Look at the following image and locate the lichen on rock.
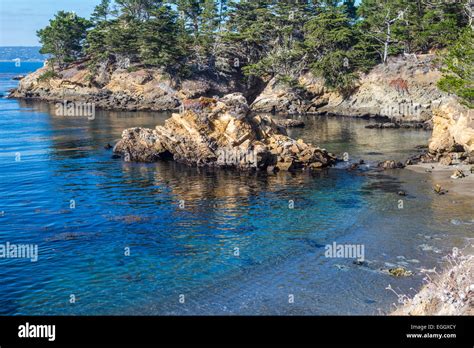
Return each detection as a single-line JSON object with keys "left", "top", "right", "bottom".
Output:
{"left": 114, "top": 93, "right": 336, "bottom": 171}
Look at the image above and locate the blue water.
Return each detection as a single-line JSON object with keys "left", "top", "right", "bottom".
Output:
{"left": 0, "top": 62, "right": 472, "bottom": 315}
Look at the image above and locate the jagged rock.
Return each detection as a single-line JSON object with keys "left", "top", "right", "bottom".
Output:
{"left": 250, "top": 75, "right": 322, "bottom": 115}
{"left": 113, "top": 127, "right": 166, "bottom": 162}
{"left": 319, "top": 55, "right": 447, "bottom": 122}
{"left": 365, "top": 122, "right": 431, "bottom": 130}
{"left": 114, "top": 93, "right": 336, "bottom": 171}
{"left": 8, "top": 60, "right": 249, "bottom": 112}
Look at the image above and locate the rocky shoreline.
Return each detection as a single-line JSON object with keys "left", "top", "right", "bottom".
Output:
{"left": 9, "top": 54, "right": 474, "bottom": 173}
{"left": 9, "top": 54, "right": 474, "bottom": 177}
{"left": 9, "top": 54, "right": 474, "bottom": 168}
{"left": 5, "top": 55, "right": 455, "bottom": 118}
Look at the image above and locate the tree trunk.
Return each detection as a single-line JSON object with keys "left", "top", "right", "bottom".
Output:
{"left": 383, "top": 22, "right": 391, "bottom": 64}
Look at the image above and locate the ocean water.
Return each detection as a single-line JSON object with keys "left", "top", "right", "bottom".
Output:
{"left": 0, "top": 62, "right": 472, "bottom": 315}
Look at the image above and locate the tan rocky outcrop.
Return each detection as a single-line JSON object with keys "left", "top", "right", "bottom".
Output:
{"left": 251, "top": 73, "right": 328, "bottom": 115}
{"left": 9, "top": 60, "right": 248, "bottom": 111}
{"left": 252, "top": 55, "right": 448, "bottom": 123}
{"left": 114, "top": 93, "right": 336, "bottom": 170}
{"left": 429, "top": 98, "right": 474, "bottom": 160}
{"left": 318, "top": 55, "right": 446, "bottom": 122}
{"left": 9, "top": 54, "right": 451, "bottom": 123}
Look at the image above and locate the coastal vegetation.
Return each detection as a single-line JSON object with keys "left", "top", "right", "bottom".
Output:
{"left": 36, "top": 0, "right": 472, "bottom": 98}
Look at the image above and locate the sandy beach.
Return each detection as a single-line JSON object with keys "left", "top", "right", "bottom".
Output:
{"left": 407, "top": 163, "right": 474, "bottom": 198}
{"left": 392, "top": 163, "right": 474, "bottom": 315}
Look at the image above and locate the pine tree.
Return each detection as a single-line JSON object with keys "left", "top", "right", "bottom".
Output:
{"left": 357, "top": 0, "right": 408, "bottom": 64}
{"left": 438, "top": 27, "right": 474, "bottom": 108}
{"left": 411, "top": 0, "right": 468, "bottom": 52}
{"left": 223, "top": 0, "right": 274, "bottom": 74}
{"left": 139, "top": 6, "right": 183, "bottom": 69}
{"left": 114, "top": 0, "right": 163, "bottom": 21}
{"left": 37, "top": 11, "right": 92, "bottom": 68}
{"left": 91, "top": 0, "right": 113, "bottom": 23}
{"left": 305, "top": 4, "right": 360, "bottom": 93}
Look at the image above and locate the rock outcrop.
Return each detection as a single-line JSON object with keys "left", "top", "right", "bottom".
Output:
{"left": 9, "top": 54, "right": 457, "bottom": 122}
{"left": 317, "top": 54, "right": 447, "bottom": 122}
{"left": 253, "top": 55, "right": 448, "bottom": 123}
{"left": 251, "top": 73, "right": 327, "bottom": 115}
{"left": 9, "top": 60, "right": 253, "bottom": 111}
{"left": 428, "top": 98, "right": 474, "bottom": 164}
{"left": 114, "top": 93, "right": 336, "bottom": 171}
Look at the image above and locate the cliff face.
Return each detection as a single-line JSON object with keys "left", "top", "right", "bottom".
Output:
{"left": 320, "top": 55, "right": 445, "bottom": 122}
{"left": 252, "top": 55, "right": 447, "bottom": 123}
{"left": 251, "top": 73, "right": 328, "bottom": 115}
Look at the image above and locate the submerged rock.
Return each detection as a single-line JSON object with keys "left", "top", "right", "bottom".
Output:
{"left": 276, "top": 119, "right": 305, "bottom": 128}
{"left": 114, "top": 93, "right": 336, "bottom": 171}
{"left": 377, "top": 160, "right": 405, "bottom": 169}
{"left": 388, "top": 267, "right": 413, "bottom": 277}
{"left": 365, "top": 122, "right": 431, "bottom": 130}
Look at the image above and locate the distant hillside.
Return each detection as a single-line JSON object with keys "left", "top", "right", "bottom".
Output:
{"left": 0, "top": 47, "right": 48, "bottom": 62}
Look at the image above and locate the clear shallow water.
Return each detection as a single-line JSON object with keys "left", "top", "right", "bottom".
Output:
{"left": 0, "top": 62, "right": 473, "bottom": 315}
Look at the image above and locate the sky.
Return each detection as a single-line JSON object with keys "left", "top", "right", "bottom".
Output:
{"left": 0, "top": 0, "right": 98, "bottom": 46}
{"left": 0, "top": 0, "right": 363, "bottom": 46}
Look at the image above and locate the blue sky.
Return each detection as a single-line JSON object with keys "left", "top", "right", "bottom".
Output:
{"left": 0, "top": 0, "right": 363, "bottom": 46}
{"left": 0, "top": 0, "right": 98, "bottom": 46}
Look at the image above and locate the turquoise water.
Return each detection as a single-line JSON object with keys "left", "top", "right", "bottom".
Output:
{"left": 0, "top": 62, "right": 472, "bottom": 315}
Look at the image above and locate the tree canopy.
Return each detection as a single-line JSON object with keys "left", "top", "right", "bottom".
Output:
{"left": 37, "top": 0, "right": 473, "bottom": 97}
